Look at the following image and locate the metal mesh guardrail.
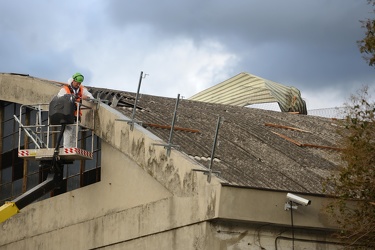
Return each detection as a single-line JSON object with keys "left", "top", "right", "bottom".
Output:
{"left": 249, "top": 103, "right": 346, "bottom": 119}
{"left": 307, "top": 107, "right": 346, "bottom": 119}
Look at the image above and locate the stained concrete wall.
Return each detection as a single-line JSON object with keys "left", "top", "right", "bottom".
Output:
{"left": 210, "top": 220, "right": 343, "bottom": 250}
{"left": 219, "top": 186, "right": 336, "bottom": 229}
{"left": 0, "top": 74, "right": 61, "bottom": 106}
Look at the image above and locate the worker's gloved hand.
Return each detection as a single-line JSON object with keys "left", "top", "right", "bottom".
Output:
{"left": 71, "top": 94, "right": 81, "bottom": 102}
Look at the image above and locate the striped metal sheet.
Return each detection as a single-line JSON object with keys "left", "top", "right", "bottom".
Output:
{"left": 189, "top": 72, "right": 307, "bottom": 114}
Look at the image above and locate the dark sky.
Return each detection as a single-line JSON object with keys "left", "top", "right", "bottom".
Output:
{"left": 1, "top": 0, "right": 374, "bottom": 109}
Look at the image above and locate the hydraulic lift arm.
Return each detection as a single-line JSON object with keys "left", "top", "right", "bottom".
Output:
{"left": 0, "top": 125, "right": 66, "bottom": 224}
{"left": 0, "top": 173, "right": 63, "bottom": 223}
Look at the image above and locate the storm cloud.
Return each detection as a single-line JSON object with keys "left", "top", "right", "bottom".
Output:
{"left": 1, "top": 0, "right": 374, "bottom": 109}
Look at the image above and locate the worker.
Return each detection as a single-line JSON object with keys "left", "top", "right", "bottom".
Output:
{"left": 57, "top": 73, "right": 94, "bottom": 148}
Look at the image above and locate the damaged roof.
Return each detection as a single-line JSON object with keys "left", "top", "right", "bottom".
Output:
{"left": 189, "top": 72, "right": 307, "bottom": 114}
{"left": 90, "top": 87, "right": 342, "bottom": 195}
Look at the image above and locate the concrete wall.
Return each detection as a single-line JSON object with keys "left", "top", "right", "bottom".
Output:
{"left": 210, "top": 220, "right": 344, "bottom": 250}
{"left": 0, "top": 74, "right": 61, "bottom": 106}
{"left": 219, "top": 186, "right": 336, "bottom": 229}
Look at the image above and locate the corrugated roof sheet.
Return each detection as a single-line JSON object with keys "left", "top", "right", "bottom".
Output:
{"left": 89, "top": 87, "right": 341, "bottom": 195}
{"left": 189, "top": 72, "right": 307, "bottom": 114}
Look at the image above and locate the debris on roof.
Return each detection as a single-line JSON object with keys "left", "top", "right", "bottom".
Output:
{"left": 265, "top": 123, "right": 311, "bottom": 133}
{"left": 271, "top": 131, "right": 342, "bottom": 151}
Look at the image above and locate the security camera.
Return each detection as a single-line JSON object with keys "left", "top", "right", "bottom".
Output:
{"left": 286, "top": 193, "right": 311, "bottom": 206}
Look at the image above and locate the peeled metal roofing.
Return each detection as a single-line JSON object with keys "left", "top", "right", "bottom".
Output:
{"left": 189, "top": 72, "right": 307, "bottom": 114}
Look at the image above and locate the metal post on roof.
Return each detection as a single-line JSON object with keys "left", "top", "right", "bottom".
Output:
{"left": 115, "top": 71, "right": 146, "bottom": 130}
{"left": 153, "top": 94, "right": 181, "bottom": 156}
{"left": 168, "top": 93, "right": 180, "bottom": 146}
{"left": 129, "top": 71, "right": 143, "bottom": 130}
{"left": 193, "top": 116, "right": 222, "bottom": 182}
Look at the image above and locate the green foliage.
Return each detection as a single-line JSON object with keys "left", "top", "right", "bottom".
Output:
{"left": 326, "top": 86, "right": 375, "bottom": 248}
{"left": 358, "top": 0, "right": 375, "bottom": 66}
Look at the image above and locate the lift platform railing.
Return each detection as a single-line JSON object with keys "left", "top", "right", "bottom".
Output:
{"left": 16, "top": 101, "right": 95, "bottom": 161}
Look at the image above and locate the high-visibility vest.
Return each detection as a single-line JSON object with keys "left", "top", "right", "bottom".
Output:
{"left": 63, "top": 85, "right": 83, "bottom": 117}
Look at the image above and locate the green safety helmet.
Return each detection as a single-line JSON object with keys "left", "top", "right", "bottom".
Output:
{"left": 72, "top": 73, "right": 84, "bottom": 83}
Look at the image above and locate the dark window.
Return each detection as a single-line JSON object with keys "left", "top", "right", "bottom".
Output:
{"left": 82, "top": 168, "right": 101, "bottom": 187}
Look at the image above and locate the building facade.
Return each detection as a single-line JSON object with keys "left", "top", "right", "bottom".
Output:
{"left": 0, "top": 73, "right": 348, "bottom": 249}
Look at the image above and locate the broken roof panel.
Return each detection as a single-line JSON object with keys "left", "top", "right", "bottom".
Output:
{"left": 189, "top": 72, "right": 307, "bottom": 114}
